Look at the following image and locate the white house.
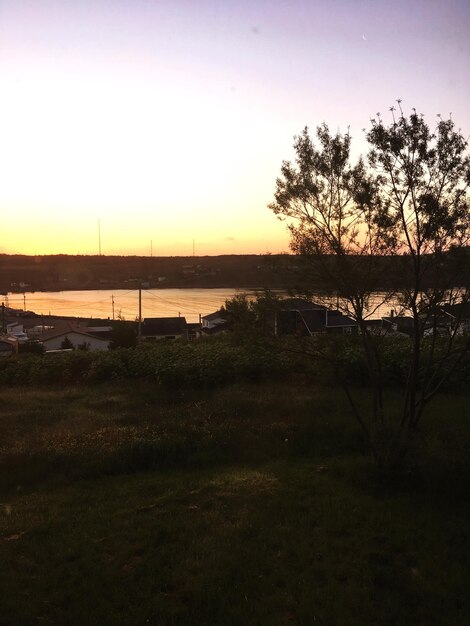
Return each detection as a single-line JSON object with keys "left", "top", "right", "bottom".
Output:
{"left": 40, "top": 324, "right": 110, "bottom": 351}
{"left": 201, "top": 311, "right": 227, "bottom": 333}
{"left": 6, "top": 323, "right": 29, "bottom": 343}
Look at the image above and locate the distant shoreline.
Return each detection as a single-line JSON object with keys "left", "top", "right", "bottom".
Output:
{"left": 0, "top": 253, "right": 295, "bottom": 293}
{"left": 1, "top": 250, "right": 469, "bottom": 294}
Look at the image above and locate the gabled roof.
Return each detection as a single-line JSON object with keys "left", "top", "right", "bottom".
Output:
{"left": 280, "top": 298, "right": 326, "bottom": 312}
{"left": 325, "top": 309, "right": 357, "bottom": 328}
{"left": 442, "top": 302, "right": 470, "bottom": 319}
{"left": 326, "top": 313, "right": 357, "bottom": 328}
{"left": 40, "top": 323, "right": 109, "bottom": 343}
{"left": 364, "top": 319, "right": 384, "bottom": 327}
{"left": 294, "top": 308, "right": 356, "bottom": 332}
{"left": 295, "top": 309, "right": 326, "bottom": 333}
{"left": 142, "top": 317, "right": 187, "bottom": 336}
{"left": 382, "top": 315, "right": 414, "bottom": 327}
{"left": 202, "top": 311, "right": 226, "bottom": 321}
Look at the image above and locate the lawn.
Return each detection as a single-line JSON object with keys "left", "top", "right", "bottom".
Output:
{"left": 1, "top": 382, "right": 469, "bottom": 625}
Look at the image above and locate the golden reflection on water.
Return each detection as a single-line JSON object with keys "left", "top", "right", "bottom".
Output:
{"left": 6, "top": 288, "right": 400, "bottom": 323}
{"left": 5, "top": 288, "right": 256, "bottom": 323}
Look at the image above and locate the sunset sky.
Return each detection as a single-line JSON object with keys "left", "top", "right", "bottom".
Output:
{"left": 1, "top": 0, "right": 469, "bottom": 256}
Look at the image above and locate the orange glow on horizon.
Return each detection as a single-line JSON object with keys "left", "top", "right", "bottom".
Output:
{"left": 1, "top": 210, "right": 291, "bottom": 257}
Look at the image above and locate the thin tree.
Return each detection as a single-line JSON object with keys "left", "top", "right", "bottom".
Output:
{"left": 269, "top": 106, "right": 470, "bottom": 469}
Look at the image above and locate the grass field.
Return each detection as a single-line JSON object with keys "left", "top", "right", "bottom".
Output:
{"left": 1, "top": 381, "right": 469, "bottom": 625}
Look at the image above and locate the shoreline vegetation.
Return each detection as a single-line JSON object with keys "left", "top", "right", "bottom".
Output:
{"left": 2, "top": 250, "right": 469, "bottom": 293}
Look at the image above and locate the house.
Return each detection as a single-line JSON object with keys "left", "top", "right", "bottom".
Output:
{"left": 420, "top": 304, "right": 470, "bottom": 337}
{"left": 325, "top": 309, "right": 359, "bottom": 333}
{"left": 274, "top": 299, "right": 357, "bottom": 336}
{"left": 201, "top": 311, "right": 227, "bottom": 334}
{"left": 0, "top": 336, "right": 18, "bottom": 357}
{"left": 40, "top": 323, "right": 111, "bottom": 351}
{"left": 440, "top": 302, "right": 470, "bottom": 336}
{"left": 141, "top": 317, "right": 188, "bottom": 340}
{"left": 6, "top": 323, "right": 29, "bottom": 344}
{"left": 365, "top": 304, "right": 470, "bottom": 338}
{"left": 381, "top": 315, "right": 414, "bottom": 337}
{"left": 27, "top": 325, "right": 55, "bottom": 339}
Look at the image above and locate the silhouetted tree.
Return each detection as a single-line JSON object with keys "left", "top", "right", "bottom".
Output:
{"left": 222, "top": 295, "right": 256, "bottom": 332}
{"left": 61, "top": 336, "right": 74, "bottom": 350}
{"left": 222, "top": 291, "right": 282, "bottom": 335}
{"left": 269, "top": 105, "right": 470, "bottom": 470}
{"left": 109, "top": 320, "right": 137, "bottom": 349}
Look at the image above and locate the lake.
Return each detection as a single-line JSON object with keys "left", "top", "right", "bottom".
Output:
{"left": 4, "top": 288, "right": 260, "bottom": 323}
{"left": 4, "top": 287, "right": 398, "bottom": 323}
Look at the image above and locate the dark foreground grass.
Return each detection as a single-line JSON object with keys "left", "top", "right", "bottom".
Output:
{"left": 0, "top": 382, "right": 469, "bottom": 625}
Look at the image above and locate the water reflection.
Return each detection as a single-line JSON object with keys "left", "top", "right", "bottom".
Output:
{"left": 5, "top": 288, "right": 257, "bottom": 323}
{"left": 5, "top": 288, "right": 400, "bottom": 322}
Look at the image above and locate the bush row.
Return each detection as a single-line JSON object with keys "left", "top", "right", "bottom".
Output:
{"left": 0, "top": 337, "right": 295, "bottom": 389}
{"left": 304, "top": 335, "right": 470, "bottom": 393}
{"left": 0, "top": 334, "right": 467, "bottom": 393}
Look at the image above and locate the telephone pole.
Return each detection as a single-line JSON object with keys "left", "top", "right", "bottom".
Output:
{"left": 111, "top": 295, "right": 115, "bottom": 320}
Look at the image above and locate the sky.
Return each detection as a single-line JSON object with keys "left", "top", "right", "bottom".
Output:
{"left": 1, "top": 0, "right": 469, "bottom": 256}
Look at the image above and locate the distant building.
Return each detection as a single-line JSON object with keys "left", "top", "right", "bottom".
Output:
{"left": 274, "top": 299, "right": 357, "bottom": 335}
{"left": 201, "top": 311, "right": 227, "bottom": 333}
{"left": 6, "top": 323, "right": 29, "bottom": 343}
{"left": 27, "top": 325, "right": 55, "bottom": 340}
{"left": 0, "top": 335, "right": 19, "bottom": 357}
{"left": 380, "top": 315, "right": 414, "bottom": 337}
{"left": 440, "top": 302, "right": 470, "bottom": 336}
{"left": 141, "top": 317, "right": 188, "bottom": 340}
{"left": 40, "top": 323, "right": 111, "bottom": 351}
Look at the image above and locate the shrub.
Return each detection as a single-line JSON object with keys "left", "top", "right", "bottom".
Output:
{"left": 85, "top": 351, "right": 128, "bottom": 383}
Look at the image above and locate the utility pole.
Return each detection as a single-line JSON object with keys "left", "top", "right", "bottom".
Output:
{"left": 138, "top": 286, "right": 142, "bottom": 339}
{"left": 23, "top": 293, "right": 26, "bottom": 311}
{"left": 111, "top": 295, "right": 115, "bottom": 320}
